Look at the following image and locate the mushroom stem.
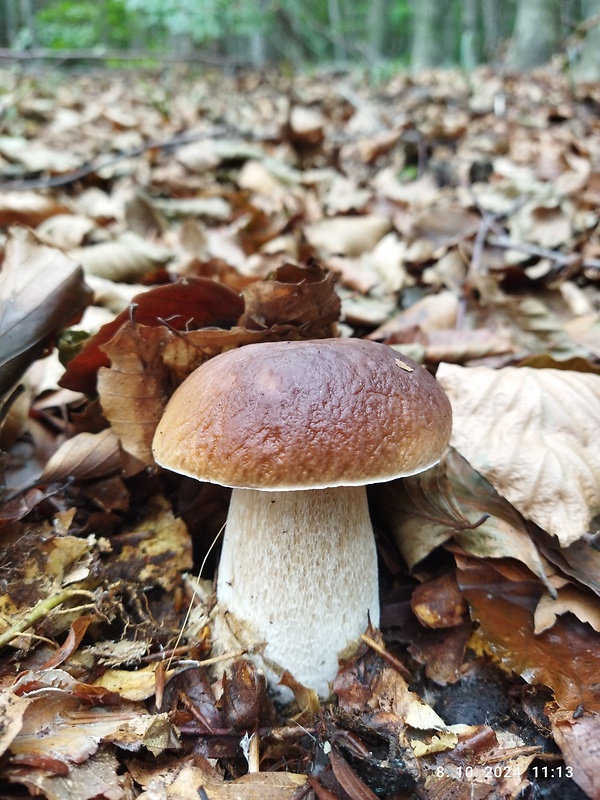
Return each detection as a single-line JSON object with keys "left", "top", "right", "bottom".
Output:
{"left": 216, "top": 485, "right": 380, "bottom": 698}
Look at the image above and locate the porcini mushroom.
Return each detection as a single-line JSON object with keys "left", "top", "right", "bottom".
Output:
{"left": 152, "top": 338, "right": 451, "bottom": 697}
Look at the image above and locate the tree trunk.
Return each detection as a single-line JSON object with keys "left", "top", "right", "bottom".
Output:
{"left": 481, "top": 0, "right": 504, "bottom": 62}
{"left": 570, "top": 0, "right": 600, "bottom": 81}
{"left": 0, "top": 0, "right": 17, "bottom": 47}
{"left": 411, "top": 0, "right": 446, "bottom": 70}
{"left": 367, "top": 0, "right": 388, "bottom": 61}
{"left": 460, "top": 0, "right": 479, "bottom": 70}
{"left": 327, "top": 0, "right": 344, "bottom": 61}
{"left": 506, "top": 0, "right": 561, "bottom": 70}
{"left": 18, "top": 0, "right": 37, "bottom": 48}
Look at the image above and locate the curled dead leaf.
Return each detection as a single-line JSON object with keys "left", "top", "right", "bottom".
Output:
{"left": 0, "top": 225, "right": 93, "bottom": 402}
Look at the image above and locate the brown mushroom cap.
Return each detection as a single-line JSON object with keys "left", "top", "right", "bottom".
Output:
{"left": 152, "top": 338, "right": 452, "bottom": 490}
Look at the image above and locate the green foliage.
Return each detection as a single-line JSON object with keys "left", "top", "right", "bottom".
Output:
{"left": 123, "top": 0, "right": 265, "bottom": 44}
{"left": 36, "top": 0, "right": 134, "bottom": 50}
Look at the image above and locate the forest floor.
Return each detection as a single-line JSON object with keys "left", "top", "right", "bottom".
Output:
{"left": 0, "top": 64, "right": 599, "bottom": 800}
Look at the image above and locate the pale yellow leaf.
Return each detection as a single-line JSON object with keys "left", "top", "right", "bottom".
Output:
{"left": 72, "top": 232, "right": 172, "bottom": 283}
{"left": 304, "top": 214, "right": 391, "bottom": 257}
{"left": 534, "top": 586, "right": 600, "bottom": 634}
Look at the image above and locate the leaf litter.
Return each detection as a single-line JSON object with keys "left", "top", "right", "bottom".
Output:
{"left": 0, "top": 65, "right": 600, "bottom": 799}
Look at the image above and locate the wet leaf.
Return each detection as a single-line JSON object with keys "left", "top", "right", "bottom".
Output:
{"left": 457, "top": 556, "right": 600, "bottom": 712}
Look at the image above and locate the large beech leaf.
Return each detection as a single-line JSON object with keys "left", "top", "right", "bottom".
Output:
{"left": 371, "top": 449, "right": 553, "bottom": 590}
{"left": 437, "top": 364, "right": 600, "bottom": 546}
{"left": 0, "top": 226, "right": 92, "bottom": 400}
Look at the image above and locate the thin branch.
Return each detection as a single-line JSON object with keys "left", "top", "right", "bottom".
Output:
{"left": 0, "top": 47, "right": 249, "bottom": 68}
{"left": 487, "top": 234, "right": 600, "bottom": 272}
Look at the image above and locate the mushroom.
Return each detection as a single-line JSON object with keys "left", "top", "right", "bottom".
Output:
{"left": 152, "top": 338, "right": 452, "bottom": 697}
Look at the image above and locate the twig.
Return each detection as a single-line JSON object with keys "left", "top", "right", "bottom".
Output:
{"left": 487, "top": 234, "right": 600, "bottom": 271}
{"left": 0, "top": 128, "right": 228, "bottom": 191}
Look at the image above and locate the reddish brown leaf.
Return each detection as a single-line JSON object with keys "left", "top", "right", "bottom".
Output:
{"left": 329, "top": 747, "right": 379, "bottom": 800}
{"left": 240, "top": 261, "right": 340, "bottom": 334}
{"left": 40, "top": 616, "right": 95, "bottom": 670}
{"left": 308, "top": 775, "right": 342, "bottom": 800}
{"left": 457, "top": 556, "right": 600, "bottom": 712}
{"left": 60, "top": 276, "right": 244, "bottom": 395}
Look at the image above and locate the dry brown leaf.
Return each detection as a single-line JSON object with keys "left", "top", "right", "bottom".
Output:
{"left": 437, "top": 364, "right": 600, "bottom": 546}
{"left": 36, "top": 214, "right": 96, "bottom": 250}
{"left": 408, "top": 204, "right": 480, "bottom": 249}
{"left": 40, "top": 429, "right": 122, "bottom": 484}
{"left": 289, "top": 105, "right": 325, "bottom": 144}
{"left": 0, "top": 136, "right": 79, "bottom": 173}
{"left": 371, "top": 449, "right": 553, "bottom": 589}
{"left": 0, "top": 192, "right": 71, "bottom": 227}
{"left": 424, "top": 328, "right": 514, "bottom": 363}
{"left": 508, "top": 201, "right": 573, "bottom": 249}
{"left": 7, "top": 748, "right": 124, "bottom": 800}
{"left": 0, "top": 690, "right": 29, "bottom": 757}
{"left": 97, "top": 323, "right": 172, "bottom": 465}
{"left": 550, "top": 710, "right": 600, "bottom": 800}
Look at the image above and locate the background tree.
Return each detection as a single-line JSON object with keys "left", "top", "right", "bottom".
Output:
{"left": 570, "top": 0, "right": 600, "bottom": 80}
{"left": 506, "top": 0, "right": 561, "bottom": 69}
{"left": 410, "top": 0, "right": 448, "bottom": 70}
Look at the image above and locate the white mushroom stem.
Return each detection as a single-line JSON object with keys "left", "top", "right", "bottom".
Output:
{"left": 216, "top": 485, "right": 380, "bottom": 698}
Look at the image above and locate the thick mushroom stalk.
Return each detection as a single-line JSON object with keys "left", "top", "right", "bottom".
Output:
{"left": 217, "top": 486, "right": 379, "bottom": 697}
{"left": 152, "top": 338, "right": 452, "bottom": 698}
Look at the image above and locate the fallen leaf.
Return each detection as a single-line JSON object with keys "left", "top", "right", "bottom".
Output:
{"left": 0, "top": 690, "right": 29, "bottom": 757}
{"left": 37, "top": 213, "right": 96, "bottom": 250}
{"left": 0, "top": 225, "right": 92, "bottom": 401}
{"left": 371, "top": 449, "right": 553, "bottom": 589}
{"left": 457, "top": 556, "right": 600, "bottom": 712}
{"left": 0, "top": 192, "right": 71, "bottom": 227}
{"left": 6, "top": 748, "right": 124, "bottom": 800}
{"left": 40, "top": 428, "right": 123, "bottom": 483}
{"left": 550, "top": 709, "right": 600, "bottom": 800}
{"left": 97, "top": 323, "right": 171, "bottom": 465}
{"left": 534, "top": 586, "right": 600, "bottom": 634}
{"left": 72, "top": 232, "right": 173, "bottom": 282}
{"left": 304, "top": 215, "right": 391, "bottom": 257}
{"left": 437, "top": 364, "right": 600, "bottom": 546}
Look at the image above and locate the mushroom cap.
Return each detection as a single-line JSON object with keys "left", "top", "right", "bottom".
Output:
{"left": 152, "top": 338, "right": 452, "bottom": 490}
